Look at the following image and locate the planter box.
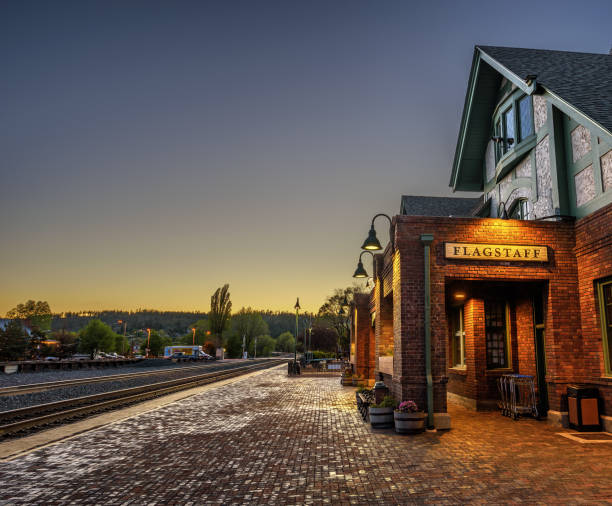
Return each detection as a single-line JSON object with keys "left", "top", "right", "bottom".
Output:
{"left": 341, "top": 377, "right": 353, "bottom": 386}
{"left": 394, "top": 411, "right": 426, "bottom": 433}
{"left": 369, "top": 406, "right": 394, "bottom": 428}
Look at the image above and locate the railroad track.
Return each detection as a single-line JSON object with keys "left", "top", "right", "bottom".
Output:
{"left": 0, "top": 360, "right": 285, "bottom": 438}
{"left": 0, "top": 361, "right": 246, "bottom": 396}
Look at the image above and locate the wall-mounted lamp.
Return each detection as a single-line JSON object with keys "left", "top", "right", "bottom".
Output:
{"left": 353, "top": 250, "right": 375, "bottom": 278}
{"left": 453, "top": 292, "right": 466, "bottom": 300}
{"left": 361, "top": 213, "right": 394, "bottom": 251}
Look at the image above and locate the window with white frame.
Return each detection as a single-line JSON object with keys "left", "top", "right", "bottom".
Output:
{"left": 451, "top": 306, "right": 465, "bottom": 368}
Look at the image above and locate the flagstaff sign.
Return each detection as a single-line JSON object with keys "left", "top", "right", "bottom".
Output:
{"left": 445, "top": 242, "right": 548, "bottom": 262}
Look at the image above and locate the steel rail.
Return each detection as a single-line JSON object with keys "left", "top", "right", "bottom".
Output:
{"left": 0, "top": 360, "right": 284, "bottom": 436}
{"left": 0, "top": 361, "right": 244, "bottom": 396}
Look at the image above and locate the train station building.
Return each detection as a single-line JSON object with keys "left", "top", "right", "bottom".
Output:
{"left": 350, "top": 46, "right": 612, "bottom": 431}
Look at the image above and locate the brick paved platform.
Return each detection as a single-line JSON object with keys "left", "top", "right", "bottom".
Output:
{"left": 1, "top": 367, "right": 611, "bottom": 504}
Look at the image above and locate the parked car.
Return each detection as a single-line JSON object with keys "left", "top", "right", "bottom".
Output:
{"left": 44, "top": 356, "right": 60, "bottom": 361}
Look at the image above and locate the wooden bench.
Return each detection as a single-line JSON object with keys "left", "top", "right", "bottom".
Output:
{"left": 356, "top": 389, "right": 374, "bottom": 421}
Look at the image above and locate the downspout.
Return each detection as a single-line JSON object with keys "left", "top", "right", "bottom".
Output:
{"left": 420, "top": 234, "right": 434, "bottom": 429}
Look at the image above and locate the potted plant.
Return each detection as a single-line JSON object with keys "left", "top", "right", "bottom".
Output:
{"left": 369, "top": 395, "right": 395, "bottom": 428}
{"left": 394, "top": 400, "right": 426, "bottom": 434}
{"left": 341, "top": 368, "right": 353, "bottom": 386}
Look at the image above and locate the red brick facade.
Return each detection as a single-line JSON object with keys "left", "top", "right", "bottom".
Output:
{"left": 352, "top": 202, "right": 612, "bottom": 429}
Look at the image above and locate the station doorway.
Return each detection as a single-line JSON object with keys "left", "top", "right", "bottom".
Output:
{"left": 445, "top": 280, "right": 548, "bottom": 414}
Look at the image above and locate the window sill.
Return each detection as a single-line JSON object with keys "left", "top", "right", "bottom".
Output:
{"left": 494, "top": 135, "right": 537, "bottom": 183}
{"left": 485, "top": 368, "right": 513, "bottom": 375}
{"left": 449, "top": 367, "right": 467, "bottom": 376}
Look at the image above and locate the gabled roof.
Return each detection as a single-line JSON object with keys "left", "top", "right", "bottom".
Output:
{"left": 450, "top": 46, "right": 612, "bottom": 192}
{"left": 479, "top": 46, "right": 612, "bottom": 133}
{"left": 400, "top": 195, "right": 481, "bottom": 217}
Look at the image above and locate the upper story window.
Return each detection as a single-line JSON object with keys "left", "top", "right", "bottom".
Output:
{"left": 518, "top": 95, "right": 534, "bottom": 142}
{"left": 494, "top": 94, "right": 534, "bottom": 164}
{"left": 502, "top": 107, "right": 515, "bottom": 154}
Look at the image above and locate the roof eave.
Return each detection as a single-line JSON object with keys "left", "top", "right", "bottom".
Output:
{"left": 450, "top": 48, "right": 481, "bottom": 191}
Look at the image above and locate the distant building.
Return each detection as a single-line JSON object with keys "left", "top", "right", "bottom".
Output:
{"left": 351, "top": 46, "right": 612, "bottom": 431}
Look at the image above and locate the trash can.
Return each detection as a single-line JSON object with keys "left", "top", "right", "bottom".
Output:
{"left": 567, "top": 385, "right": 600, "bottom": 431}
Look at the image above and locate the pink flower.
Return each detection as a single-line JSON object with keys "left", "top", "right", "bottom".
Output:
{"left": 397, "top": 400, "right": 418, "bottom": 412}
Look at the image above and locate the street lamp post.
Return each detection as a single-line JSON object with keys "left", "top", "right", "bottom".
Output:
{"left": 292, "top": 298, "right": 301, "bottom": 375}
{"left": 146, "top": 328, "right": 151, "bottom": 358}
{"left": 191, "top": 327, "right": 196, "bottom": 346}
{"left": 117, "top": 320, "right": 127, "bottom": 355}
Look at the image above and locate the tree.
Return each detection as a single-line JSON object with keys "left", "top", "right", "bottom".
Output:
{"left": 141, "top": 330, "right": 171, "bottom": 357}
{"left": 276, "top": 331, "right": 295, "bottom": 353}
{"left": 0, "top": 320, "right": 28, "bottom": 360}
{"left": 224, "top": 332, "right": 243, "bottom": 358}
{"left": 114, "top": 333, "right": 128, "bottom": 355}
{"left": 251, "top": 334, "right": 276, "bottom": 357}
{"left": 79, "top": 319, "right": 115, "bottom": 358}
{"left": 202, "top": 341, "right": 216, "bottom": 355}
{"left": 231, "top": 308, "right": 269, "bottom": 355}
{"left": 318, "top": 285, "right": 365, "bottom": 355}
{"left": 177, "top": 319, "right": 211, "bottom": 345}
{"left": 6, "top": 300, "right": 52, "bottom": 331}
{"left": 208, "top": 284, "right": 232, "bottom": 347}
{"left": 51, "top": 330, "right": 78, "bottom": 358}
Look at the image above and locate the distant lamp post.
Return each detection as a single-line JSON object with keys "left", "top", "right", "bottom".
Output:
{"left": 146, "top": 328, "right": 151, "bottom": 358}
{"left": 290, "top": 298, "right": 301, "bottom": 375}
{"left": 191, "top": 327, "right": 196, "bottom": 346}
{"left": 117, "top": 320, "right": 127, "bottom": 355}
{"left": 361, "top": 213, "right": 394, "bottom": 251}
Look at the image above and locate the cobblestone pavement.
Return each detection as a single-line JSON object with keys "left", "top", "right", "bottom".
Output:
{"left": 1, "top": 367, "right": 611, "bottom": 505}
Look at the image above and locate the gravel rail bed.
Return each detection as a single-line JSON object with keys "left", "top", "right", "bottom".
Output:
{"left": 0, "top": 359, "right": 244, "bottom": 387}
{"left": 0, "top": 361, "right": 269, "bottom": 412}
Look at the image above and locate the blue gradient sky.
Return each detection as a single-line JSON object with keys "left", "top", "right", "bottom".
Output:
{"left": 1, "top": 0, "right": 610, "bottom": 314}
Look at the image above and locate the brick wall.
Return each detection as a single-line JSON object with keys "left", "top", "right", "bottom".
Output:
{"left": 387, "top": 214, "right": 580, "bottom": 416}
{"left": 575, "top": 202, "right": 612, "bottom": 417}
{"left": 353, "top": 293, "right": 375, "bottom": 381}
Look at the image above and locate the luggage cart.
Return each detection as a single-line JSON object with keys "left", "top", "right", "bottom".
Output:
{"left": 498, "top": 374, "right": 538, "bottom": 419}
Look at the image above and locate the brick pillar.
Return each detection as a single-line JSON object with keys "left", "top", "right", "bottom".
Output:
{"left": 353, "top": 293, "right": 374, "bottom": 381}
{"left": 465, "top": 298, "right": 487, "bottom": 407}
{"left": 391, "top": 235, "right": 428, "bottom": 414}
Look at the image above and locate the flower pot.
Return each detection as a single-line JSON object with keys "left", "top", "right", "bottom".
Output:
{"left": 369, "top": 406, "right": 394, "bottom": 428}
{"left": 394, "top": 411, "right": 426, "bottom": 433}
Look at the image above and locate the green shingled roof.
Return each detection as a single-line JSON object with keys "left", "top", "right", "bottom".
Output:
{"left": 450, "top": 46, "right": 612, "bottom": 192}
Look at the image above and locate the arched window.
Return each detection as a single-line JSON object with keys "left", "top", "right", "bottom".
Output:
{"left": 509, "top": 198, "right": 530, "bottom": 220}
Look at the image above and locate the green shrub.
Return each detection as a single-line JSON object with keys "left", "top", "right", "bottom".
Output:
{"left": 372, "top": 395, "right": 396, "bottom": 409}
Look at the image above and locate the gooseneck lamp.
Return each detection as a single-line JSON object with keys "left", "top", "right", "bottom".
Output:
{"left": 361, "top": 213, "right": 394, "bottom": 251}
{"left": 353, "top": 250, "right": 375, "bottom": 278}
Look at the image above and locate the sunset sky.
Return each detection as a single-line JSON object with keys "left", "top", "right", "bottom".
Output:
{"left": 1, "top": 0, "right": 610, "bottom": 314}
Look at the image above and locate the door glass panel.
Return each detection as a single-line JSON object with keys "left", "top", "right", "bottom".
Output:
{"left": 485, "top": 301, "right": 508, "bottom": 368}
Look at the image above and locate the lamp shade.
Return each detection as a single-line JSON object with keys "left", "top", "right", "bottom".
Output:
{"left": 361, "top": 226, "right": 382, "bottom": 250}
{"left": 353, "top": 261, "right": 368, "bottom": 278}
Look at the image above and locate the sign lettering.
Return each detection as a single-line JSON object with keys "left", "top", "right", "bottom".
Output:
{"left": 445, "top": 242, "right": 548, "bottom": 262}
